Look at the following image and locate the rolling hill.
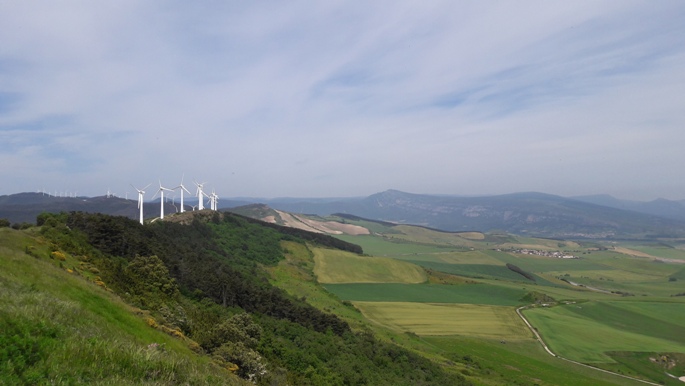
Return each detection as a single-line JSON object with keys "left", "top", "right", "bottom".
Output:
{"left": 4, "top": 190, "right": 685, "bottom": 238}
{"left": 232, "top": 190, "right": 685, "bottom": 239}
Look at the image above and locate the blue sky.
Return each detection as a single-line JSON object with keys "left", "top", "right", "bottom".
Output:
{"left": 1, "top": 1, "right": 684, "bottom": 200}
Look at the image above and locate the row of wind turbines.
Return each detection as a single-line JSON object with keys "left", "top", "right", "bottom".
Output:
{"left": 131, "top": 176, "right": 219, "bottom": 225}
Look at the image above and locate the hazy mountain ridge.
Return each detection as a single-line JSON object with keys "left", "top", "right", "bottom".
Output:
{"left": 4, "top": 190, "right": 685, "bottom": 238}
{"left": 572, "top": 194, "right": 685, "bottom": 222}
{"left": 0, "top": 193, "right": 177, "bottom": 224}
{"left": 252, "top": 190, "right": 685, "bottom": 238}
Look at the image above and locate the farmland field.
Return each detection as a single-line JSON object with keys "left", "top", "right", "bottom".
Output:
{"left": 616, "top": 243, "right": 685, "bottom": 261}
{"left": 424, "top": 336, "right": 648, "bottom": 386}
{"left": 312, "top": 247, "right": 427, "bottom": 283}
{"left": 324, "top": 282, "right": 527, "bottom": 306}
{"left": 391, "top": 250, "right": 504, "bottom": 265}
{"left": 524, "top": 301, "right": 685, "bottom": 363}
{"left": 325, "top": 223, "right": 685, "bottom": 384}
{"left": 334, "top": 234, "right": 461, "bottom": 256}
{"left": 353, "top": 301, "right": 531, "bottom": 338}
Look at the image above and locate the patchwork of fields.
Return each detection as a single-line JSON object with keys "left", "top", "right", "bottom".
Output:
{"left": 317, "top": 223, "right": 685, "bottom": 385}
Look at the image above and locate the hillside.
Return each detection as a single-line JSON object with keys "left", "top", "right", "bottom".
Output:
{"left": 0, "top": 226, "right": 247, "bottom": 385}
{"left": 0, "top": 212, "right": 468, "bottom": 385}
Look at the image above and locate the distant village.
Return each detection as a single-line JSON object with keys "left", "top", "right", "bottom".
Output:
{"left": 499, "top": 248, "right": 580, "bottom": 259}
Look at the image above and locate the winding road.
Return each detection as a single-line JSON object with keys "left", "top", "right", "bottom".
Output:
{"left": 515, "top": 305, "right": 663, "bottom": 386}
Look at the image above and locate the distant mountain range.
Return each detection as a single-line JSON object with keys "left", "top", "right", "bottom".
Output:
{"left": 226, "top": 190, "right": 685, "bottom": 239}
{"left": 3, "top": 190, "right": 685, "bottom": 239}
{"left": 571, "top": 194, "right": 685, "bottom": 222}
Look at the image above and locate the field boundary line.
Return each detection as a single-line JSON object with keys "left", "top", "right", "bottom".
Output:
{"left": 516, "top": 305, "right": 661, "bottom": 386}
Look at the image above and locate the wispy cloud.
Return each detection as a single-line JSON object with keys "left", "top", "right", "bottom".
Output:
{"left": 0, "top": 1, "right": 684, "bottom": 200}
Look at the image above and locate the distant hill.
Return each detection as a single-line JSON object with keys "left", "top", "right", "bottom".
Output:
{"left": 0, "top": 192, "right": 180, "bottom": 224}
{"left": 5, "top": 190, "right": 685, "bottom": 238}
{"left": 238, "top": 190, "right": 685, "bottom": 239}
{"left": 572, "top": 194, "right": 685, "bottom": 222}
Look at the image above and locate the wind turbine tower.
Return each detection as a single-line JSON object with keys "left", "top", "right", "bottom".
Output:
{"left": 131, "top": 183, "right": 151, "bottom": 225}
{"left": 175, "top": 174, "right": 192, "bottom": 213}
{"left": 210, "top": 189, "right": 219, "bottom": 211}
{"left": 153, "top": 181, "right": 174, "bottom": 219}
{"left": 195, "top": 181, "right": 206, "bottom": 210}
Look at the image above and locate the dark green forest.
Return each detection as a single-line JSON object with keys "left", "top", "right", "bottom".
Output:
{"left": 36, "top": 211, "right": 468, "bottom": 385}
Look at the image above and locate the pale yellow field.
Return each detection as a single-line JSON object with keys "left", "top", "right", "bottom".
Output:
{"left": 353, "top": 301, "right": 533, "bottom": 339}
{"left": 312, "top": 248, "right": 427, "bottom": 284}
{"left": 612, "top": 246, "right": 657, "bottom": 259}
{"left": 455, "top": 232, "right": 486, "bottom": 240}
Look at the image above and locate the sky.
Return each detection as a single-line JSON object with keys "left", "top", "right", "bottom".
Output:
{"left": 1, "top": 1, "right": 684, "bottom": 201}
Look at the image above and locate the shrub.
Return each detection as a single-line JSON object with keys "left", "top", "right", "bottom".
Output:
{"left": 51, "top": 251, "right": 67, "bottom": 261}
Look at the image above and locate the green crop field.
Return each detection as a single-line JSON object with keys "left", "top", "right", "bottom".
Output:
{"left": 617, "top": 243, "right": 685, "bottom": 260}
{"left": 312, "top": 247, "right": 427, "bottom": 284}
{"left": 324, "top": 282, "right": 528, "bottom": 306}
{"left": 391, "top": 250, "right": 504, "bottom": 265}
{"left": 334, "top": 234, "right": 458, "bottom": 256}
{"left": 524, "top": 301, "right": 685, "bottom": 363}
{"left": 353, "top": 301, "right": 531, "bottom": 338}
{"left": 424, "top": 336, "right": 647, "bottom": 386}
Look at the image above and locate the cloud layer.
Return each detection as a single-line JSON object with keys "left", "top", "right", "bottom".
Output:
{"left": 1, "top": 1, "right": 684, "bottom": 200}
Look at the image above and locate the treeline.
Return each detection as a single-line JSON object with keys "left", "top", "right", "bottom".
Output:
{"left": 40, "top": 211, "right": 468, "bottom": 385}
{"left": 505, "top": 263, "right": 536, "bottom": 282}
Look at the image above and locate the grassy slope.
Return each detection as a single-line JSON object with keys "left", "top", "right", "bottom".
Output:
{"left": 0, "top": 227, "right": 244, "bottom": 385}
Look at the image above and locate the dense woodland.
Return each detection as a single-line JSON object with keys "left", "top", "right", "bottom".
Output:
{"left": 37, "top": 211, "right": 468, "bottom": 385}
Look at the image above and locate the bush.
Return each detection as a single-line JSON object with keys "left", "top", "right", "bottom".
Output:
{"left": 0, "top": 218, "right": 10, "bottom": 228}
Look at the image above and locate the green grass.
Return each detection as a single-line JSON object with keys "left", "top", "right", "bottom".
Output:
{"left": 312, "top": 247, "right": 427, "bottom": 284}
{"left": 391, "top": 250, "right": 503, "bottom": 265}
{"left": 422, "top": 336, "right": 647, "bottom": 385}
{"left": 324, "top": 283, "right": 528, "bottom": 306}
{"left": 619, "top": 244, "right": 685, "bottom": 260}
{"left": 334, "top": 234, "right": 459, "bottom": 256}
{"left": 604, "top": 351, "right": 685, "bottom": 386}
{"left": 0, "top": 228, "right": 243, "bottom": 385}
{"left": 523, "top": 301, "right": 685, "bottom": 363}
{"left": 353, "top": 302, "right": 531, "bottom": 339}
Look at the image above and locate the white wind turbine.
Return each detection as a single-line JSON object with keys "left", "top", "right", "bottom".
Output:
{"left": 131, "top": 183, "right": 151, "bottom": 225}
{"left": 170, "top": 194, "right": 178, "bottom": 213}
{"left": 195, "top": 181, "right": 206, "bottom": 210}
{"left": 152, "top": 181, "right": 174, "bottom": 219}
{"left": 175, "top": 174, "right": 192, "bottom": 213}
{"left": 209, "top": 189, "right": 219, "bottom": 211}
